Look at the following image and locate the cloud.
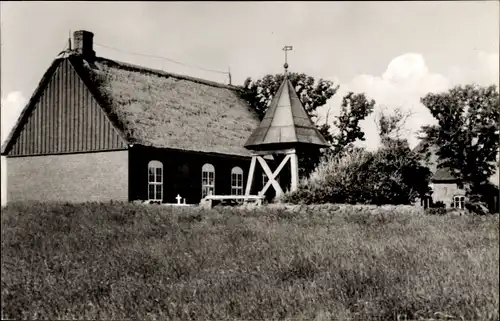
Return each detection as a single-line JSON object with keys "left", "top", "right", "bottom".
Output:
{"left": 320, "top": 51, "right": 499, "bottom": 151}
{"left": 448, "top": 51, "right": 500, "bottom": 87}
{"left": 1, "top": 91, "right": 26, "bottom": 144}
{"left": 1, "top": 91, "right": 26, "bottom": 206}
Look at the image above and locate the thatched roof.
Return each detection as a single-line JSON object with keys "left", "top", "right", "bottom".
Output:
{"left": 70, "top": 54, "right": 260, "bottom": 157}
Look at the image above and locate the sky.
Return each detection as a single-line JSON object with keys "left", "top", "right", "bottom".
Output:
{"left": 1, "top": 1, "right": 499, "bottom": 204}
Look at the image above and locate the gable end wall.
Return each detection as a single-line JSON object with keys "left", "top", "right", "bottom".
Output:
{"left": 432, "top": 182, "right": 466, "bottom": 207}
{"left": 7, "top": 59, "right": 126, "bottom": 157}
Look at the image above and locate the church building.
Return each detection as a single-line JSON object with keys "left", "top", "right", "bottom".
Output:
{"left": 1, "top": 30, "right": 329, "bottom": 205}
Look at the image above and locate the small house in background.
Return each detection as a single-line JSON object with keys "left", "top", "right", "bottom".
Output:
{"left": 414, "top": 142, "right": 499, "bottom": 213}
{"left": 1, "top": 30, "right": 282, "bottom": 205}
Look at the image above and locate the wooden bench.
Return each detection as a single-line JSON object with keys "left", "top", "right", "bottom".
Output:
{"left": 200, "top": 195, "right": 265, "bottom": 209}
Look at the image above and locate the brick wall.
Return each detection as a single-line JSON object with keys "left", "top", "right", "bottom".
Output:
{"left": 6, "top": 151, "right": 128, "bottom": 203}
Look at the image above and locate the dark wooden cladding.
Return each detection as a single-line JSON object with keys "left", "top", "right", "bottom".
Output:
{"left": 9, "top": 59, "right": 126, "bottom": 156}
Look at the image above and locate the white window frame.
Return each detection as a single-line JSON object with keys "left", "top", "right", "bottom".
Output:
{"left": 453, "top": 195, "right": 465, "bottom": 209}
{"left": 231, "top": 167, "right": 244, "bottom": 196}
{"left": 148, "top": 160, "right": 163, "bottom": 202}
{"left": 202, "top": 163, "right": 215, "bottom": 198}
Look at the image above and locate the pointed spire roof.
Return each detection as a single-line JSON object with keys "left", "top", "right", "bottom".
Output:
{"left": 244, "top": 64, "right": 330, "bottom": 151}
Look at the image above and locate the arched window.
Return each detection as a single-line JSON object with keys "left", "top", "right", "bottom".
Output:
{"left": 454, "top": 195, "right": 465, "bottom": 209}
{"left": 231, "top": 167, "right": 244, "bottom": 195}
{"left": 148, "top": 160, "right": 163, "bottom": 202}
{"left": 202, "top": 163, "right": 215, "bottom": 198}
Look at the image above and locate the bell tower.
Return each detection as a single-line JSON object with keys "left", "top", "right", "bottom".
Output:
{"left": 244, "top": 46, "right": 330, "bottom": 198}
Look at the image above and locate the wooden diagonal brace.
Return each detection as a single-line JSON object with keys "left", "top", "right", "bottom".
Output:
{"left": 290, "top": 152, "right": 299, "bottom": 192}
{"left": 245, "top": 156, "right": 257, "bottom": 196}
{"left": 258, "top": 154, "right": 291, "bottom": 197}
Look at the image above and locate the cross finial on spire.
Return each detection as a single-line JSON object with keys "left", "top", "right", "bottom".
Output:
{"left": 283, "top": 45, "right": 293, "bottom": 74}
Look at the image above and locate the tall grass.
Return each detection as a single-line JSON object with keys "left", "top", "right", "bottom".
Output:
{"left": 2, "top": 202, "right": 499, "bottom": 320}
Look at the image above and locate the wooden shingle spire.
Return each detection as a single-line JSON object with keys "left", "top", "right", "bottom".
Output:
{"left": 244, "top": 58, "right": 329, "bottom": 151}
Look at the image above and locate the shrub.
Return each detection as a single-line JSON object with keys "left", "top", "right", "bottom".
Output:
{"left": 465, "top": 194, "right": 490, "bottom": 215}
{"left": 432, "top": 201, "right": 446, "bottom": 208}
{"left": 282, "top": 140, "right": 431, "bottom": 205}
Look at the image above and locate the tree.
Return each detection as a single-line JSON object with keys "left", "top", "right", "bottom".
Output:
{"left": 328, "top": 92, "right": 375, "bottom": 156}
{"left": 375, "top": 106, "right": 414, "bottom": 144}
{"left": 242, "top": 72, "right": 339, "bottom": 121}
{"left": 242, "top": 73, "right": 374, "bottom": 176}
{"left": 364, "top": 139, "right": 432, "bottom": 205}
{"left": 373, "top": 106, "right": 432, "bottom": 202}
{"left": 419, "top": 84, "right": 500, "bottom": 194}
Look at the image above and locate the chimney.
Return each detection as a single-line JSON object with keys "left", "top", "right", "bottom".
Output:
{"left": 73, "top": 30, "right": 95, "bottom": 59}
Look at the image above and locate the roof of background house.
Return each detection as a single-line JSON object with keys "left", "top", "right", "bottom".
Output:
{"left": 414, "top": 140, "right": 499, "bottom": 184}
{"left": 413, "top": 140, "right": 458, "bottom": 181}
{"left": 2, "top": 53, "right": 261, "bottom": 157}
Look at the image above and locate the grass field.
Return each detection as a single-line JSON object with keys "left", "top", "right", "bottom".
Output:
{"left": 1, "top": 202, "right": 499, "bottom": 320}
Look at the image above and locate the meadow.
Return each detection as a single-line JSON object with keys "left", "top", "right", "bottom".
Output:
{"left": 1, "top": 202, "right": 499, "bottom": 320}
